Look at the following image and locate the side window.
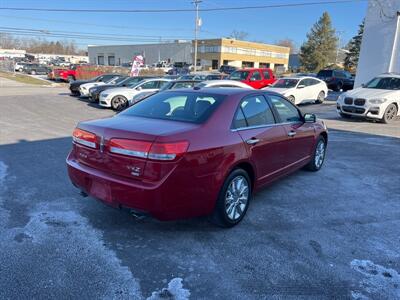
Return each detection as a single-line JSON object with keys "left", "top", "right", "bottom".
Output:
{"left": 238, "top": 95, "right": 275, "bottom": 127}
{"left": 269, "top": 95, "right": 302, "bottom": 123}
{"left": 157, "top": 81, "right": 169, "bottom": 88}
{"left": 334, "top": 71, "right": 345, "bottom": 78}
{"left": 233, "top": 108, "right": 247, "bottom": 128}
{"left": 310, "top": 79, "right": 320, "bottom": 85}
{"left": 263, "top": 71, "right": 270, "bottom": 79}
{"left": 251, "top": 71, "right": 262, "bottom": 81}
{"left": 141, "top": 81, "right": 158, "bottom": 89}
{"left": 298, "top": 79, "right": 308, "bottom": 87}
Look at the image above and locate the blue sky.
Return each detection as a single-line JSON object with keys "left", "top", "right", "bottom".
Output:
{"left": 0, "top": 0, "right": 368, "bottom": 50}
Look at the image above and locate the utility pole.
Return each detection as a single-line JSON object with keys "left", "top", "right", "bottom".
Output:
{"left": 192, "top": 0, "right": 202, "bottom": 73}
{"left": 336, "top": 30, "right": 345, "bottom": 65}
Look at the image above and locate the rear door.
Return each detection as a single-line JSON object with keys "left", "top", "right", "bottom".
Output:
{"left": 267, "top": 94, "right": 315, "bottom": 167}
{"left": 233, "top": 94, "right": 288, "bottom": 184}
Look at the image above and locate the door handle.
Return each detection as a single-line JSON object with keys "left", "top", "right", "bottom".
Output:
{"left": 246, "top": 138, "right": 260, "bottom": 145}
{"left": 288, "top": 131, "right": 297, "bottom": 137}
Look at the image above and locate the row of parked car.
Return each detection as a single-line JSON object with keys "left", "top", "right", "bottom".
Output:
{"left": 69, "top": 68, "right": 331, "bottom": 111}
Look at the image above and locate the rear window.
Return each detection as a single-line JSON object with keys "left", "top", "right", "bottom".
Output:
{"left": 121, "top": 91, "right": 224, "bottom": 123}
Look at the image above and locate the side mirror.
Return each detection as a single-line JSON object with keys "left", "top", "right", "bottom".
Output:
{"left": 304, "top": 113, "right": 316, "bottom": 123}
{"left": 297, "top": 84, "right": 306, "bottom": 89}
{"left": 136, "top": 86, "right": 142, "bottom": 91}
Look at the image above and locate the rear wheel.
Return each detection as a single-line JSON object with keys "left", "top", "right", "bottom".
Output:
{"left": 287, "top": 95, "right": 295, "bottom": 104}
{"left": 67, "top": 75, "right": 75, "bottom": 82}
{"left": 334, "top": 82, "right": 343, "bottom": 92}
{"left": 211, "top": 169, "right": 251, "bottom": 228}
{"left": 316, "top": 91, "right": 325, "bottom": 104}
{"left": 305, "top": 136, "right": 326, "bottom": 171}
{"left": 111, "top": 95, "right": 128, "bottom": 111}
{"left": 382, "top": 103, "right": 398, "bottom": 124}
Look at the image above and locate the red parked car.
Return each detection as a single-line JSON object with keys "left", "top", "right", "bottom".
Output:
{"left": 229, "top": 68, "right": 276, "bottom": 89}
{"left": 67, "top": 89, "right": 328, "bottom": 227}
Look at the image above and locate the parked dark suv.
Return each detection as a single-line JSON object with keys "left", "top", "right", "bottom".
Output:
{"left": 317, "top": 69, "right": 354, "bottom": 91}
{"left": 219, "top": 65, "right": 238, "bottom": 74}
{"left": 23, "top": 64, "right": 51, "bottom": 75}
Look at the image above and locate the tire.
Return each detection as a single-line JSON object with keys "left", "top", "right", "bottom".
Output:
{"left": 111, "top": 95, "right": 128, "bottom": 111}
{"left": 287, "top": 95, "right": 295, "bottom": 104}
{"left": 67, "top": 75, "right": 75, "bottom": 82}
{"left": 305, "top": 136, "right": 327, "bottom": 172}
{"left": 210, "top": 169, "right": 251, "bottom": 228}
{"left": 382, "top": 103, "right": 398, "bottom": 124}
{"left": 339, "top": 112, "right": 352, "bottom": 119}
{"left": 334, "top": 82, "right": 343, "bottom": 92}
{"left": 30, "top": 70, "right": 36, "bottom": 75}
{"left": 316, "top": 91, "right": 325, "bottom": 104}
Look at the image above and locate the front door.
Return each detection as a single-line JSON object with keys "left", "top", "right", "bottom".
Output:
{"left": 268, "top": 94, "right": 315, "bottom": 167}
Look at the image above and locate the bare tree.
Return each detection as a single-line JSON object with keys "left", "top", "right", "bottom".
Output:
{"left": 276, "top": 38, "right": 297, "bottom": 54}
{"left": 229, "top": 30, "right": 249, "bottom": 41}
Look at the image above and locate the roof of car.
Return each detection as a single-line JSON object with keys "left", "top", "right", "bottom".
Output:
{"left": 163, "top": 87, "right": 266, "bottom": 97}
{"left": 378, "top": 73, "right": 400, "bottom": 78}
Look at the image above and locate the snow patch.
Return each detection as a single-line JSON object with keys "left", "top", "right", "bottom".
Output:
{"left": 147, "top": 278, "right": 190, "bottom": 300}
{"left": 0, "top": 161, "right": 8, "bottom": 185}
{"left": 351, "top": 259, "right": 400, "bottom": 299}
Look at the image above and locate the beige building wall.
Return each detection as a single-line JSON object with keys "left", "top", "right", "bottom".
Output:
{"left": 193, "top": 38, "right": 290, "bottom": 71}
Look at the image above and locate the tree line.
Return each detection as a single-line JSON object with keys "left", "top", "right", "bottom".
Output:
{"left": 0, "top": 33, "right": 86, "bottom": 56}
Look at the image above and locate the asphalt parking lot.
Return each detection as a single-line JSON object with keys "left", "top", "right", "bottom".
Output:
{"left": 0, "top": 82, "right": 399, "bottom": 299}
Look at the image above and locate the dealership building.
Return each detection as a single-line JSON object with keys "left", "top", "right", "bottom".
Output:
{"left": 88, "top": 38, "right": 290, "bottom": 70}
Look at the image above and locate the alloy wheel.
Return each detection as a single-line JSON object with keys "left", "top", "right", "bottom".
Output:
{"left": 384, "top": 104, "right": 397, "bottom": 122}
{"left": 112, "top": 96, "right": 127, "bottom": 111}
{"left": 314, "top": 140, "right": 326, "bottom": 169}
{"left": 225, "top": 175, "right": 249, "bottom": 221}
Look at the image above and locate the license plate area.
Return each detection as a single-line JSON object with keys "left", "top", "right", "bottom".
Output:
{"left": 90, "top": 179, "right": 112, "bottom": 203}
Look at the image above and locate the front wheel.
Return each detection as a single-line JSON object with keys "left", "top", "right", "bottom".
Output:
{"left": 305, "top": 136, "right": 327, "bottom": 171}
{"left": 382, "top": 103, "right": 397, "bottom": 124}
{"left": 111, "top": 95, "right": 128, "bottom": 111}
{"left": 316, "top": 91, "right": 325, "bottom": 104}
{"left": 211, "top": 169, "right": 251, "bottom": 228}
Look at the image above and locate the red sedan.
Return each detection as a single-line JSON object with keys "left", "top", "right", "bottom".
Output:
{"left": 67, "top": 89, "right": 328, "bottom": 227}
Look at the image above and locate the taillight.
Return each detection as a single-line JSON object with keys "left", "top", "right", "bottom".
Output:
{"left": 148, "top": 141, "right": 189, "bottom": 161}
{"left": 109, "top": 139, "right": 151, "bottom": 158}
{"left": 109, "top": 139, "right": 189, "bottom": 161}
{"left": 72, "top": 128, "right": 97, "bottom": 149}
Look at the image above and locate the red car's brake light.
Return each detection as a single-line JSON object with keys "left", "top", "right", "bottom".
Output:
{"left": 109, "top": 139, "right": 189, "bottom": 161}
{"left": 72, "top": 128, "right": 97, "bottom": 148}
{"left": 148, "top": 141, "right": 189, "bottom": 161}
{"left": 109, "top": 139, "right": 151, "bottom": 158}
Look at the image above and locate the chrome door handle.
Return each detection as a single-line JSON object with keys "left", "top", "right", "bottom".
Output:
{"left": 288, "top": 131, "right": 297, "bottom": 137}
{"left": 246, "top": 138, "right": 260, "bottom": 145}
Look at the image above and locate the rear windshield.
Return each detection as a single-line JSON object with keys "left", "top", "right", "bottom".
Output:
{"left": 317, "top": 70, "right": 333, "bottom": 77}
{"left": 229, "top": 71, "right": 249, "bottom": 81}
{"left": 121, "top": 91, "right": 224, "bottom": 123}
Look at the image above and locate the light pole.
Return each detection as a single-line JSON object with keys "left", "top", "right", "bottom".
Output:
{"left": 336, "top": 30, "right": 345, "bottom": 65}
{"left": 193, "top": 0, "right": 202, "bottom": 72}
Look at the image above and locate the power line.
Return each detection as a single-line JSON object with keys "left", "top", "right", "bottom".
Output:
{"left": 0, "top": 1, "right": 367, "bottom": 13}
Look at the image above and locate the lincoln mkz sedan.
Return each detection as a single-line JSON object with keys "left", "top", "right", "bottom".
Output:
{"left": 67, "top": 89, "right": 328, "bottom": 227}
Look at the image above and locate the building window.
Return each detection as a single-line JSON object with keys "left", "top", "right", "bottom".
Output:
{"left": 259, "top": 63, "right": 270, "bottom": 68}
{"left": 97, "top": 55, "right": 104, "bottom": 65}
{"left": 108, "top": 56, "right": 115, "bottom": 66}
{"left": 242, "top": 61, "right": 254, "bottom": 68}
{"left": 212, "top": 60, "right": 219, "bottom": 70}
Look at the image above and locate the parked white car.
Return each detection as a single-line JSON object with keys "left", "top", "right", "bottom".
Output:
{"left": 79, "top": 75, "right": 121, "bottom": 97}
{"left": 264, "top": 77, "right": 328, "bottom": 105}
{"left": 337, "top": 73, "right": 400, "bottom": 123}
{"left": 99, "top": 78, "right": 171, "bottom": 110}
{"left": 14, "top": 62, "right": 27, "bottom": 72}
{"left": 195, "top": 80, "right": 254, "bottom": 89}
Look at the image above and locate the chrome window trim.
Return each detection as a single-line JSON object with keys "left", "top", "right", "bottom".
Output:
{"left": 231, "top": 121, "right": 302, "bottom": 132}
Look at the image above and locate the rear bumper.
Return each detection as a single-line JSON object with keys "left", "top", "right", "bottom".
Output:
{"left": 66, "top": 152, "right": 218, "bottom": 221}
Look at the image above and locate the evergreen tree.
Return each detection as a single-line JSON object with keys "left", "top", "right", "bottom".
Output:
{"left": 344, "top": 20, "right": 364, "bottom": 71}
{"left": 299, "top": 12, "right": 338, "bottom": 72}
